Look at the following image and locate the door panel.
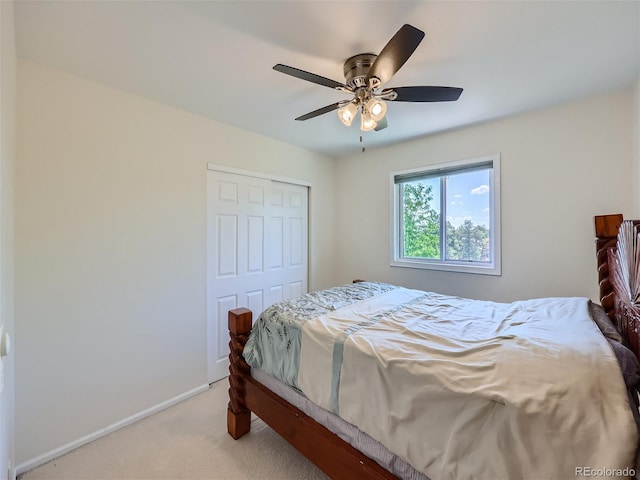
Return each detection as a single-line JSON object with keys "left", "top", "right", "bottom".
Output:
{"left": 269, "top": 217, "right": 283, "bottom": 269}
{"left": 247, "top": 216, "right": 264, "bottom": 273}
{"left": 217, "top": 215, "right": 238, "bottom": 277}
{"left": 290, "top": 281, "right": 303, "bottom": 298}
{"left": 216, "top": 295, "right": 237, "bottom": 359}
{"left": 207, "top": 170, "right": 308, "bottom": 383}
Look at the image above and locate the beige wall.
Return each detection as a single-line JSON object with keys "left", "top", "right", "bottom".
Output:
{"left": 334, "top": 89, "right": 634, "bottom": 302}
{"left": 1, "top": 0, "right": 17, "bottom": 478}
{"left": 15, "top": 60, "right": 336, "bottom": 466}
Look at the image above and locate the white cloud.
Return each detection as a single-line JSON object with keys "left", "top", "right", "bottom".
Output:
{"left": 471, "top": 185, "right": 490, "bottom": 195}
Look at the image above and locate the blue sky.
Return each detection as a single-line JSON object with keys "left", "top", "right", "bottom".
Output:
{"left": 447, "top": 169, "right": 491, "bottom": 228}
{"left": 418, "top": 170, "right": 490, "bottom": 228}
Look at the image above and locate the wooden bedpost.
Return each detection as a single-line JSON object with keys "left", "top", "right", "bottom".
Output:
{"left": 227, "top": 307, "right": 252, "bottom": 439}
{"left": 595, "top": 214, "right": 624, "bottom": 321}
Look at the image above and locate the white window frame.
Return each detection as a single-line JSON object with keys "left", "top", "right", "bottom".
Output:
{"left": 390, "top": 154, "right": 501, "bottom": 276}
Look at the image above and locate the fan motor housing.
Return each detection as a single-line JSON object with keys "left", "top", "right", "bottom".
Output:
{"left": 343, "top": 53, "right": 377, "bottom": 89}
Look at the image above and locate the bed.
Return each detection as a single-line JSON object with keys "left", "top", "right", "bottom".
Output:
{"left": 227, "top": 213, "right": 640, "bottom": 480}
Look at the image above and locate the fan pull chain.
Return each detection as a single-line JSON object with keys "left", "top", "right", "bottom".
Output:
{"left": 360, "top": 135, "right": 366, "bottom": 153}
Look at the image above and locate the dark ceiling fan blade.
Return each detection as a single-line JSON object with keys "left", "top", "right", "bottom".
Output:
{"left": 295, "top": 102, "right": 342, "bottom": 121}
{"left": 274, "top": 64, "right": 346, "bottom": 90}
{"left": 374, "top": 117, "right": 388, "bottom": 131}
{"left": 365, "top": 24, "right": 425, "bottom": 87}
{"left": 389, "top": 86, "right": 463, "bottom": 102}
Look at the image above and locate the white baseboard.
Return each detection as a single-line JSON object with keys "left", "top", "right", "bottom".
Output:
{"left": 16, "top": 383, "right": 210, "bottom": 475}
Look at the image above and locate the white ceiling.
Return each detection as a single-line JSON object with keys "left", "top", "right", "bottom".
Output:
{"left": 13, "top": 0, "right": 640, "bottom": 158}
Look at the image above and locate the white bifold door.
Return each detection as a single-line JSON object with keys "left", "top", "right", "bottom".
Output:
{"left": 207, "top": 168, "right": 309, "bottom": 383}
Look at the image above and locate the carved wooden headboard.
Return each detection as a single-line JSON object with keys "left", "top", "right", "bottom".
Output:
{"left": 595, "top": 213, "right": 640, "bottom": 359}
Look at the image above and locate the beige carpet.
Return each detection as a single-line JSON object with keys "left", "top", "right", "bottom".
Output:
{"left": 19, "top": 379, "right": 329, "bottom": 480}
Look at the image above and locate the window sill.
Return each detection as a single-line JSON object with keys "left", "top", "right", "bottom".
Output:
{"left": 390, "top": 258, "right": 501, "bottom": 276}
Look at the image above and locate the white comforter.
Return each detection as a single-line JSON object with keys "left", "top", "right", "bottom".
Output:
{"left": 297, "top": 287, "right": 637, "bottom": 480}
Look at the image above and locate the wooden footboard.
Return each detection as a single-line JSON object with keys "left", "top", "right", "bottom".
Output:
{"left": 227, "top": 308, "right": 400, "bottom": 480}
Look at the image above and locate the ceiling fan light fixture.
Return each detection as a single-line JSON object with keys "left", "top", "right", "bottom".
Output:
{"left": 274, "top": 25, "right": 463, "bottom": 136}
{"left": 366, "top": 98, "right": 387, "bottom": 121}
{"left": 337, "top": 102, "right": 358, "bottom": 126}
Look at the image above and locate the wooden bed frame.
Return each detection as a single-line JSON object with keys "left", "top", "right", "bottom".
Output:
{"left": 226, "top": 213, "right": 640, "bottom": 480}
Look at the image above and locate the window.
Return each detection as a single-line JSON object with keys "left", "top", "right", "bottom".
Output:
{"left": 390, "top": 154, "right": 501, "bottom": 275}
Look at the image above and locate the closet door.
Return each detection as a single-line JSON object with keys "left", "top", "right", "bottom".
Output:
{"left": 207, "top": 169, "right": 308, "bottom": 383}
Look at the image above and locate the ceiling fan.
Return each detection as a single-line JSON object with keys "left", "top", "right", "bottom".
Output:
{"left": 273, "top": 24, "right": 463, "bottom": 132}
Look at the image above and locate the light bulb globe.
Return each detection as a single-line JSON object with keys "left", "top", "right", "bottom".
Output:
{"left": 360, "top": 109, "right": 377, "bottom": 132}
{"left": 365, "top": 98, "right": 387, "bottom": 122}
{"left": 337, "top": 102, "right": 358, "bottom": 127}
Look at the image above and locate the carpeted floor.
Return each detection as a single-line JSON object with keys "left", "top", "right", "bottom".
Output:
{"left": 18, "top": 379, "right": 329, "bottom": 480}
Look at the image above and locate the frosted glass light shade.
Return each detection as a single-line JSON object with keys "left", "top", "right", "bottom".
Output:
{"left": 360, "top": 109, "right": 377, "bottom": 131}
{"left": 366, "top": 98, "right": 387, "bottom": 121}
{"left": 337, "top": 103, "right": 358, "bottom": 126}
